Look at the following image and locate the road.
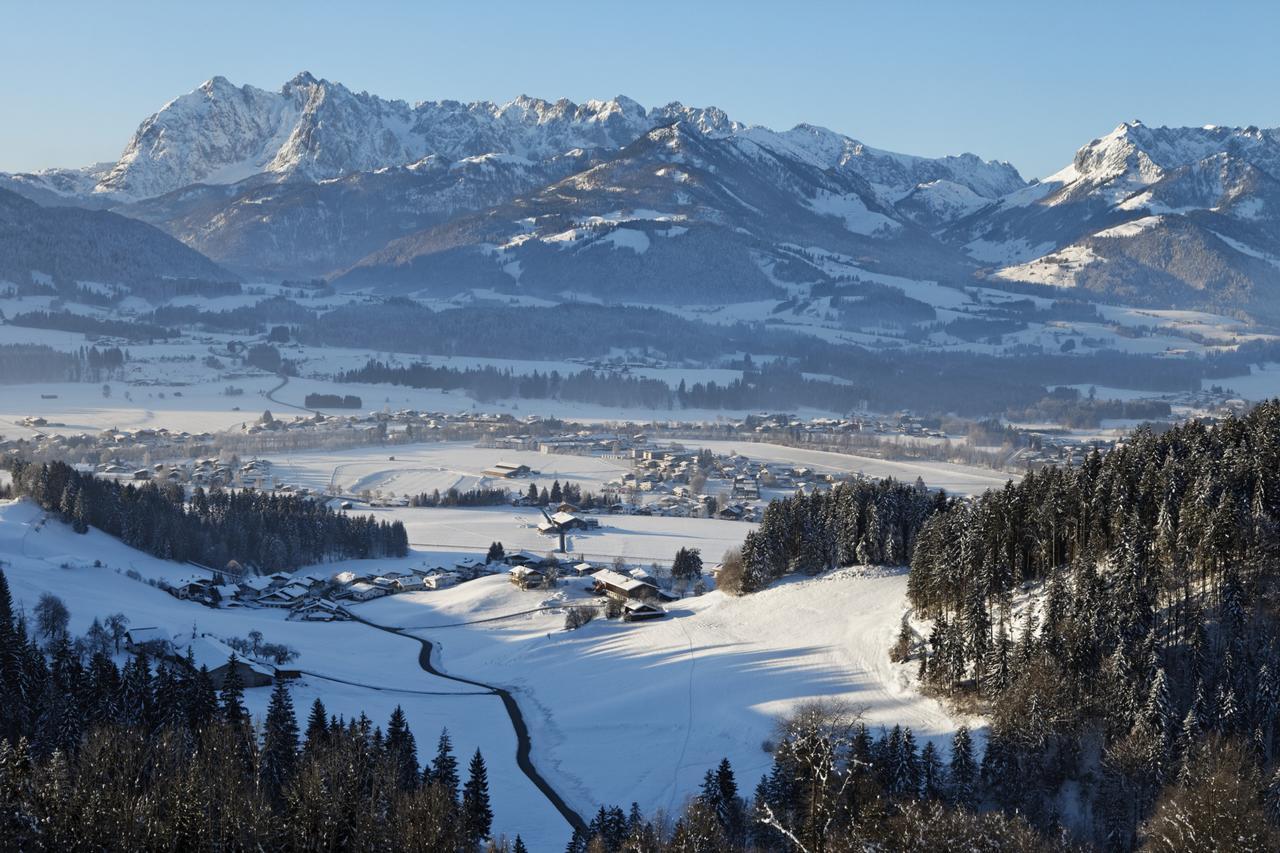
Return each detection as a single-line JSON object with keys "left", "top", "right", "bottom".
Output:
{"left": 351, "top": 614, "right": 589, "bottom": 838}
{"left": 264, "top": 376, "right": 317, "bottom": 415}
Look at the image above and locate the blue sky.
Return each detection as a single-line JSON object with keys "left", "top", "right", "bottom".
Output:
{"left": 2, "top": 0, "right": 1276, "bottom": 179}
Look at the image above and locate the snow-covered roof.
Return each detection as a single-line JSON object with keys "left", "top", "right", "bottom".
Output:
{"left": 181, "top": 636, "right": 273, "bottom": 676}
{"left": 126, "top": 626, "right": 171, "bottom": 645}
{"left": 591, "top": 568, "right": 655, "bottom": 593}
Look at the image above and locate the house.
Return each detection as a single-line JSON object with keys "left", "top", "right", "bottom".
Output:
{"left": 629, "top": 567, "right": 660, "bottom": 587}
{"left": 237, "top": 575, "right": 273, "bottom": 598}
{"left": 622, "top": 600, "right": 666, "bottom": 622}
{"left": 423, "top": 570, "right": 459, "bottom": 590}
{"left": 177, "top": 636, "right": 274, "bottom": 688}
{"left": 509, "top": 566, "right": 546, "bottom": 590}
{"left": 503, "top": 550, "right": 547, "bottom": 568}
{"left": 125, "top": 626, "right": 172, "bottom": 655}
{"left": 717, "top": 504, "right": 747, "bottom": 521}
{"left": 571, "top": 561, "right": 597, "bottom": 577}
{"left": 591, "top": 569, "right": 659, "bottom": 602}
{"left": 290, "top": 598, "right": 348, "bottom": 622}
{"left": 256, "top": 583, "right": 311, "bottom": 608}
{"left": 455, "top": 558, "right": 489, "bottom": 578}
{"left": 393, "top": 574, "right": 425, "bottom": 592}
{"left": 169, "top": 576, "right": 214, "bottom": 600}
{"left": 552, "top": 511, "right": 592, "bottom": 530}
{"left": 482, "top": 463, "right": 531, "bottom": 479}
{"left": 343, "top": 581, "right": 387, "bottom": 602}
{"left": 212, "top": 584, "right": 241, "bottom": 604}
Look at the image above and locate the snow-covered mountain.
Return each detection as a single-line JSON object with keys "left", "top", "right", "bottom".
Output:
{"left": 0, "top": 73, "right": 1023, "bottom": 282}
{"left": 52, "top": 73, "right": 739, "bottom": 201}
{"left": 957, "top": 122, "right": 1280, "bottom": 316}
{"left": 18, "top": 73, "right": 1280, "bottom": 318}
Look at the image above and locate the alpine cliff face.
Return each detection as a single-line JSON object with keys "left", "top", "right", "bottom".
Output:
{"left": 7, "top": 73, "right": 1280, "bottom": 318}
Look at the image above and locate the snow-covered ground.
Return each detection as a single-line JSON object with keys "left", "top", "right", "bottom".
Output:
{"left": 0, "top": 499, "right": 566, "bottom": 849}
{"left": 0, "top": 488, "right": 977, "bottom": 847}
{"left": 670, "top": 439, "right": 1016, "bottom": 496}
{"left": 358, "top": 568, "right": 979, "bottom": 822}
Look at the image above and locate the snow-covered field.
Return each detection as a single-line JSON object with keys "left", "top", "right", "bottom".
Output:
{"left": 672, "top": 439, "right": 1016, "bottom": 496}
{"left": 358, "top": 568, "right": 978, "bottom": 823}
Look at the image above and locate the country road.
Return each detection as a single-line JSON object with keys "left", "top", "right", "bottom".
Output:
{"left": 351, "top": 614, "right": 589, "bottom": 838}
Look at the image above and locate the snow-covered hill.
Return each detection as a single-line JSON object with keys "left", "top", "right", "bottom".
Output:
{"left": 0, "top": 186, "right": 232, "bottom": 286}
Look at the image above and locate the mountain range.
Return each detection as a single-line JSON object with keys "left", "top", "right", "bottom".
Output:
{"left": 5, "top": 73, "right": 1280, "bottom": 318}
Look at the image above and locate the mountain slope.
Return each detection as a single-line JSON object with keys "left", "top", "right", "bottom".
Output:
{"left": 333, "top": 122, "right": 978, "bottom": 301}
{"left": 0, "top": 187, "right": 231, "bottom": 286}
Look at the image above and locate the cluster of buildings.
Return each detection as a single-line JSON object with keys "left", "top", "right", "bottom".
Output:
{"left": 158, "top": 557, "right": 507, "bottom": 621}
{"left": 504, "top": 553, "right": 670, "bottom": 622}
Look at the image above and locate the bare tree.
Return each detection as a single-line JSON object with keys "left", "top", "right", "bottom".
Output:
{"left": 34, "top": 592, "right": 70, "bottom": 645}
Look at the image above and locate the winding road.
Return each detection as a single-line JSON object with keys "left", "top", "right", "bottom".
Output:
{"left": 351, "top": 614, "right": 589, "bottom": 837}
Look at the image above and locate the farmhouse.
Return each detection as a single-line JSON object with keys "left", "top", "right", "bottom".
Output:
{"left": 256, "top": 583, "right": 311, "bottom": 608}
{"left": 509, "top": 566, "right": 547, "bottom": 590}
{"left": 423, "top": 570, "right": 459, "bottom": 590}
{"left": 290, "top": 598, "right": 348, "bottom": 622}
{"left": 343, "top": 581, "right": 386, "bottom": 601}
{"left": 591, "top": 568, "right": 659, "bottom": 602}
{"left": 482, "top": 462, "right": 531, "bottom": 479}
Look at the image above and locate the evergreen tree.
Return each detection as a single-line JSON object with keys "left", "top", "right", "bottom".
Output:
{"left": 461, "top": 748, "right": 493, "bottom": 847}
{"left": 260, "top": 677, "right": 299, "bottom": 803}
{"left": 218, "top": 655, "right": 248, "bottom": 726}
{"left": 385, "top": 705, "right": 419, "bottom": 791}
{"left": 949, "top": 725, "right": 977, "bottom": 808}
{"left": 304, "top": 697, "right": 328, "bottom": 752}
{"left": 427, "top": 728, "right": 460, "bottom": 804}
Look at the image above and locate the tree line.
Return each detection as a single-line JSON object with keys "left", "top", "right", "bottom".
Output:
{"left": 0, "top": 344, "right": 126, "bottom": 384}
{"left": 6, "top": 460, "right": 408, "bottom": 572}
{"left": 719, "top": 478, "right": 945, "bottom": 594}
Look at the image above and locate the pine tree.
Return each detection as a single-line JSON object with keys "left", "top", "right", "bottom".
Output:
{"left": 427, "top": 728, "right": 460, "bottom": 805}
{"left": 260, "top": 677, "right": 299, "bottom": 803}
{"left": 564, "top": 827, "right": 588, "bottom": 853}
{"left": 304, "top": 697, "right": 328, "bottom": 752}
{"left": 513, "top": 836, "right": 529, "bottom": 853}
{"left": 949, "top": 725, "right": 977, "bottom": 808}
{"left": 385, "top": 705, "right": 419, "bottom": 791}
{"left": 219, "top": 655, "right": 248, "bottom": 725}
{"left": 462, "top": 748, "right": 493, "bottom": 847}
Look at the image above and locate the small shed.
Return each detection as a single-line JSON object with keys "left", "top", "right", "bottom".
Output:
{"left": 622, "top": 601, "right": 666, "bottom": 622}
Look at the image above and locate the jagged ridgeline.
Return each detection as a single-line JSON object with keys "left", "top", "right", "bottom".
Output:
{"left": 3, "top": 460, "right": 408, "bottom": 570}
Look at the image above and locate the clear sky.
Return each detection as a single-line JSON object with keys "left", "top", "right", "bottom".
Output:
{"left": 2, "top": 0, "right": 1277, "bottom": 179}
